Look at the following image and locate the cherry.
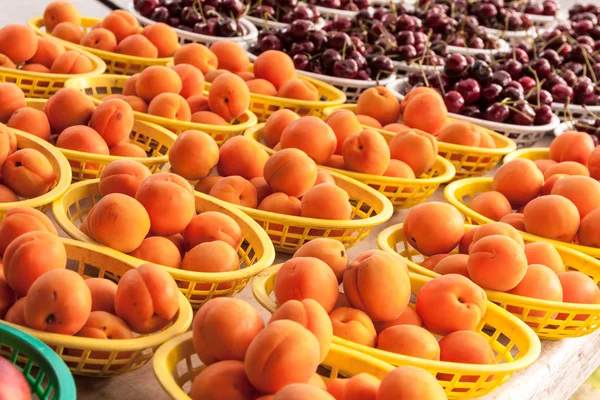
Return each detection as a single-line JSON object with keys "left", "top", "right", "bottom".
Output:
{"left": 518, "top": 76, "right": 536, "bottom": 93}
{"left": 348, "top": 50, "right": 367, "bottom": 70}
{"left": 320, "top": 0, "right": 341, "bottom": 8}
{"left": 511, "top": 100, "right": 536, "bottom": 126}
{"left": 151, "top": 6, "right": 170, "bottom": 23}
{"left": 396, "top": 14, "right": 416, "bottom": 32}
{"left": 538, "top": 49, "right": 561, "bottom": 68}
{"left": 220, "top": 0, "right": 246, "bottom": 18}
{"left": 414, "top": 32, "right": 428, "bottom": 45}
{"left": 351, "top": 37, "right": 366, "bottom": 55}
{"left": 562, "top": 61, "right": 584, "bottom": 76}
{"left": 573, "top": 20, "right": 594, "bottom": 36}
{"left": 356, "top": 70, "right": 371, "bottom": 80}
{"left": 462, "top": 105, "right": 482, "bottom": 119}
{"left": 444, "top": 54, "right": 468, "bottom": 78}
{"left": 513, "top": 48, "right": 530, "bottom": 64}
{"left": 449, "top": 36, "right": 466, "bottom": 47}
{"left": 333, "top": 17, "right": 353, "bottom": 31}
{"left": 292, "top": 6, "right": 314, "bottom": 21}
{"left": 484, "top": 103, "right": 510, "bottom": 123}
{"left": 503, "top": 60, "right": 523, "bottom": 80}
{"left": 396, "top": 31, "right": 415, "bottom": 46}
{"left": 369, "top": 55, "right": 395, "bottom": 78}
{"left": 290, "top": 20, "right": 314, "bottom": 40}
{"left": 577, "top": 35, "right": 595, "bottom": 48}
{"left": 561, "top": 70, "right": 578, "bottom": 87}
{"left": 505, "top": 81, "right": 524, "bottom": 93}
{"left": 164, "top": 0, "right": 182, "bottom": 16}
{"left": 216, "top": 18, "right": 241, "bottom": 37}
{"left": 445, "top": 90, "right": 465, "bottom": 113}
{"left": 181, "top": 6, "right": 202, "bottom": 26}
{"left": 333, "top": 59, "right": 359, "bottom": 79}
{"left": 427, "top": 72, "right": 449, "bottom": 93}
{"left": 469, "top": 37, "right": 485, "bottom": 49}
{"left": 454, "top": 78, "right": 481, "bottom": 104}
{"left": 291, "top": 40, "right": 315, "bottom": 55}
{"left": 526, "top": 3, "right": 543, "bottom": 14}
{"left": 476, "top": 3, "right": 497, "bottom": 19}
{"left": 329, "top": 32, "right": 353, "bottom": 51}
{"left": 408, "top": 71, "right": 426, "bottom": 86}
{"left": 543, "top": 0, "right": 558, "bottom": 16}
{"left": 356, "top": 8, "right": 374, "bottom": 22}
{"left": 259, "top": 35, "right": 283, "bottom": 52}
{"left": 468, "top": 60, "right": 493, "bottom": 86}
{"left": 491, "top": 70, "right": 512, "bottom": 86}
{"left": 293, "top": 54, "right": 309, "bottom": 70}
{"left": 481, "top": 84, "right": 503, "bottom": 105}
{"left": 574, "top": 79, "right": 595, "bottom": 104}
{"left": 321, "top": 48, "right": 341, "bottom": 72}
{"left": 551, "top": 84, "right": 574, "bottom": 103}
{"left": 395, "top": 45, "right": 417, "bottom": 62}
{"left": 558, "top": 44, "right": 572, "bottom": 57}
{"left": 570, "top": 44, "right": 593, "bottom": 63}
{"left": 135, "top": 0, "right": 161, "bottom": 17}
{"left": 502, "top": 87, "right": 524, "bottom": 101}
{"left": 534, "top": 104, "right": 554, "bottom": 125}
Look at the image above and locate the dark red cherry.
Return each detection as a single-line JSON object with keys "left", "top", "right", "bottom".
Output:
{"left": 462, "top": 105, "right": 482, "bottom": 119}
{"left": 484, "top": 103, "right": 510, "bottom": 123}
{"left": 444, "top": 90, "right": 465, "bottom": 113}
{"left": 551, "top": 84, "right": 574, "bottom": 103}
{"left": 454, "top": 78, "right": 481, "bottom": 104}
{"left": 511, "top": 100, "right": 536, "bottom": 126}
{"left": 534, "top": 104, "right": 554, "bottom": 125}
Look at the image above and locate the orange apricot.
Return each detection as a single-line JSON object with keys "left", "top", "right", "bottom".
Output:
{"left": 218, "top": 135, "right": 269, "bottom": 180}
{"left": 468, "top": 191, "right": 512, "bottom": 221}
{"left": 523, "top": 195, "right": 580, "bottom": 242}
{"left": 437, "top": 330, "right": 494, "bottom": 384}
{"left": 0, "top": 83, "right": 25, "bottom": 123}
{"left": 148, "top": 93, "right": 191, "bottom": 121}
{"left": 174, "top": 43, "right": 218, "bottom": 74}
{"left": 540, "top": 173, "right": 567, "bottom": 196}
{"left": 209, "top": 40, "right": 249, "bottom": 74}
{"left": 578, "top": 208, "right": 600, "bottom": 247}
{"left": 7, "top": 107, "right": 51, "bottom": 141}
{"left": 44, "top": 87, "right": 94, "bottom": 132}
{"left": 280, "top": 116, "right": 337, "bottom": 165}
{"left": 433, "top": 254, "right": 469, "bottom": 277}
{"left": 189, "top": 360, "right": 258, "bottom": 400}
{"left": 343, "top": 129, "right": 390, "bottom": 175}
{"left": 356, "top": 115, "right": 383, "bottom": 129}
{"left": 524, "top": 242, "right": 565, "bottom": 274}
{"left": 29, "top": 36, "right": 64, "bottom": 69}
{"left": 492, "top": 159, "right": 544, "bottom": 207}
{"left": 109, "top": 142, "right": 147, "bottom": 157}
{"left": 0, "top": 25, "right": 38, "bottom": 64}
{"left": 246, "top": 78, "right": 277, "bottom": 96}
{"left": 209, "top": 175, "right": 258, "bottom": 208}
{"left": 187, "top": 94, "right": 210, "bottom": 114}
{"left": 470, "top": 221, "right": 525, "bottom": 248}
{"left": 136, "top": 66, "right": 182, "bottom": 102}
{"left": 128, "top": 236, "right": 182, "bottom": 269}
{"left": 377, "top": 325, "right": 440, "bottom": 360}
{"left": 263, "top": 109, "right": 300, "bottom": 148}
{"left": 558, "top": 271, "right": 600, "bottom": 320}
{"left": 373, "top": 307, "right": 422, "bottom": 333}
{"left": 101, "top": 10, "right": 139, "bottom": 42}
{"left": 50, "top": 50, "right": 93, "bottom": 74}
{"left": 356, "top": 87, "right": 400, "bottom": 126}
{"left": 208, "top": 73, "right": 250, "bottom": 120}
{"left": 277, "top": 79, "right": 319, "bottom": 101}
{"left": 301, "top": 184, "right": 352, "bottom": 220}
{"left": 499, "top": 213, "right": 526, "bottom": 231}
{"left": 115, "top": 34, "right": 158, "bottom": 58}
{"left": 403, "top": 91, "right": 447, "bottom": 135}
{"left": 168, "top": 130, "right": 219, "bottom": 180}
{"left": 325, "top": 110, "right": 362, "bottom": 155}
{"left": 120, "top": 95, "right": 148, "bottom": 113}
{"left": 51, "top": 22, "right": 83, "bottom": 44}
{"left": 329, "top": 307, "right": 377, "bottom": 347}
{"left": 544, "top": 161, "right": 590, "bottom": 179}
{"left": 551, "top": 175, "right": 600, "bottom": 219}
{"left": 0, "top": 185, "right": 18, "bottom": 203}
{"left": 0, "top": 207, "right": 57, "bottom": 256}
{"left": 182, "top": 211, "right": 242, "bottom": 252}
{"left": 44, "top": 1, "right": 81, "bottom": 32}
{"left": 293, "top": 238, "right": 348, "bottom": 283}
{"left": 55, "top": 125, "right": 110, "bottom": 169}
{"left": 250, "top": 177, "right": 272, "bottom": 204}
{"left": 588, "top": 146, "right": 600, "bottom": 180}
{"left": 264, "top": 148, "right": 318, "bottom": 197}
{"left": 388, "top": 128, "right": 437, "bottom": 176}
{"left": 85, "top": 278, "right": 117, "bottom": 314}
{"left": 142, "top": 22, "right": 179, "bottom": 57}
{"left": 534, "top": 159, "right": 557, "bottom": 174}
{"left": 437, "top": 121, "right": 481, "bottom": 146}
{"left": 253, "top": 50, "right": 297, "bottom": 90}
{"left": 3, "top": 149, "right": 56, "bottom": 198}
{"left": 172, "top": 63, "right": 205, "bottom": 99}
{"left": 508, "top": 264, "right": 563, "bottom": 318}
{"left": 258, "top": 192, "right": 302, "bottom": 216}
{"left": 204, "top": 69, "right": 230, "bottom": 83}
{"left": 378, "top": 366, "right": 446, "bottom": 400}
{"left": 89, "top": 98, "right": 134, "bottom": 147}
{"left": 195, "top": 176, "right": 223, "bottom": 194}
{"left": 550, "top": 130, "right": 595, "bottom": 165}
{"left": 80, "top": 28, "right": 117, "bottom": 52}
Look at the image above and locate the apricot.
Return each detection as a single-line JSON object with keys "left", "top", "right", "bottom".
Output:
{"left": 471, "top": 222, "right": 525, "bottom": 248}
{"left": 382, "top": 122, "right": 410, "bottom": 133}
{"left": 50, "top": 50, "right": 94, "bottom": 74}
{"left": 51, "top": 22, "right": 83, "bottom": 44}
{"left": 433, "top": 254, "right": 469, "bottom": 277}
{"left": 558, "top": 271, "right": 600, "bottom": 320}
{"left": 148, "top": 93, "right": 191, "bottom": 121}
{"left": 523, "top": 195, "right": 580, "bottom": 242}
{"left": 273, "top": 384, "right": 334, "bottom": 400}
{"left": 469, "top": 191, "right": 512, "bottom": 221}
{"left": 195, "top": 176, "right": 223, "bottom": 194}
{"left": 204, "top": 69, "right": 230, "bottom": 83}
{"left": 0, "top": 83, "right": 25, "bottom": 124}
{"left": 45, "top": 88, "right": 94, "bottom": 132}
{"left": 499, "top": 213, "right": 526, "bottom": 231}
{"left": 534, "top": 159, "right": 557, "bottom": 174}
{"left": 389, "top": 129, "right": 437, "bottom": 176}
{"left": 381, "top": 159, "right": 414, "bottom": 178}
{"left": 258, "top": 192, "right": 302, "bottom": 216}
{"left": 74, "top": 311, "right": 133, "bottom": 358}
{"left": 343, "top": 129, "right": 390, "bottom": 175}
{"left": 1, "top": 124, "right": 16, "bottom": 155}
{"left": 129, "top": 236, "right": 182, "bottom": 269}
{"left": 588, "top": 146, "right": 600, "bottom": 180}
{"left": 0, "top": 25, "right": 37, "bottom": 64}
{"left": 377, "top": 325, "right": 440, "bottom": 360}
{"left": 4, "top": 297, "right": 26, "bottom": 326}
{"left": 293, "top": 238, "right": 347, "bottom": 283}
{"left": 80, "top": 28, "right": 117, "bottom": 52}
{"left": 468, "top": 235, "right": 527, "bottom": 291}
{"left": 0, "top": 54, "right": 15, "bottom": 69}
{"left": 437, "top": 121, "right": 481, "bottom": 146}
{"left": 263, "top": 109, "right": 300, "bottom": 148}
{"left": 85, "top": 278, "right": 117, "bottom": 314}
{"left": 28, "top": 36, "right": 64, "bottom": 69}
{"left": 403, "top": 202, "right": 464, "bottom": 256}
{"left": 209, "top": 175, "right": 258, "bottom": 208}
{"left": 492, "top": 159, "right": 543, "bottom": 207}
{"left": 277, "top": 79, "right": 319, "bottom": 101}
{"left": 301, "top": 184, "right": 352, "bottom": 220}
{"left": 523, "top": 243, "right": 565, "bottom": 277}
{"left": 7, "top": 107, "right": 51, "bottom": 140}
{"left": 208, "top": 40, "right": 249, "bottom": 73}
{"left": 508, "top": 264, "right": 563, "bottom": 319}
{"left": 0, "top": 273, "right": 15, "bottom": 319}
{"left": 189, "top": 360, "right": 258, "bottom": 400}
{"left": 208, "top": 73, "right": 250, "bottom": 121}
{"left": 218, "top": 135, "right": 268, "bottom": 180}
{"left": 253, "top": 50, "right": 297, "bottom": 90}
{"left": 249, "top": 177, "right": 272, "bottom": 204}
{"left": 543, "top": 161, "right": 590, "bottom": 179}
{"left": 314, "top": 170, "right": 334, "bottom": 186}
{"left": 404, "top": 92, "right": 447, "bottom": 135}
{"left": 550, "top": 130, "right": 595, "bottom": 165}
{"left": 246, "top": 79, "right": 277, "bottom": 96}
{"left": 98, "top": 160, "right": 150, "bottom": 198}
{"left": 237, "top": 71, "right": 254, "bottom": 81}
{"left": 280, "top": 117, "right": 337, "bottom": 165}
{"left": 540, "top": 173, "right": 567, "bottom": 196}
{"left": 0, "top": 185, "right": 17, "bottom": 203}
{"left": 325, "top": 154, "right": 346, "bottom": 169}
{"left": 264, "top": 148, "right": 318, "bottom": 197}
{"left": 456, "top": 228, "right": 476, "bottom": 254}
{"left": 109, "top": 142, "right": 147, "bottom": 158}
{"left": 190, "top": 111, "right": 226, "bottom": 125}
{"left": 101, "top": 10, "right": 139, "bottom": 42}
{"left": 274, "top": 257, "right": 339, "bottom": 313}
{"left": 169, "top": 130, "right": 219, "bottom": 180}
{"left": 0, "top": 207, "right": 57, "bottom": 256}
{"left": 579, "top": 208, "right": 600, "bottom": 247}
{"left": 356, "top": 115, "right": 383, "bottom": 129}
{"left": 329, "top": 307, "right": 377, "bottom": 347}
{"left": 437, "top": 330, "right": 494, "bottom": 384}
{"left": 3, "top": 149, "right": 56, "bottom": 198}
{"left": 136, "top": 66, "right": 183, "bottom": 102}
{"left": 174, "top": 43, "right": 218, "bottom": 74}
{"left": 378, "top": 366, "right": 446, "bottom": 400}
{"left": 142, "top": 22, "right": 179, "bottom": 57}
{"left": 182, "top": 211, "right": 242, "bottom": 251}
{"left": 114, "top": 263, "right": 179, "bottom": 334}
{"left": 56, "top": 125, "right": 110, "bottom": 171}
{"left": 187, "top": 95, "right": 210, "bottom": 114}
{"left": 120, "top": 95, "right": 148, "bottom": 113}
{"left": 415, "top": 274, "right": 487, "bottom": 335}
{"left": 356, "top": 87, "right": 400, "bottom": 126}
{"left": 551, "top": 176, "right": 600, "bottom": 219}
{"left": 325, "top": 110, "right": 362, "bottom": 155}
{"left": 44, "top": 1, "right": 81, "bottom": 32}
{"left": 172, "top": 64, "right": 205, "bottom": 99}
{"left": 88, "top": 98, "right": 134, "bottom": 147}
{"left": 479, "top": 130, "right": 496, "bottom": 148}
{"left": 373, "top": 306, "right": 422, "bottom": 333}
{"left": 116, "top": 34, "right": 158, "bottom": 58}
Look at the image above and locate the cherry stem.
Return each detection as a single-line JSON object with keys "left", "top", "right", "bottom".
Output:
{"left": 584, "top": 106, "right": 600, "bottom": 121}
{"left": 194, "top": 0, "right": 208, "bottom": 24}
{"left": 505, "top": 104, "right": 535, "bottom": 122}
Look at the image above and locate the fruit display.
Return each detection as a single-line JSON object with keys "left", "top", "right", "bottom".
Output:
{"left": 506, "top": 0, "right": 559, "bottom": 16}
{"left": 307, "top": 0, "right": 372, "bottom": 12}
{"left": 247, "top": 1, "right": 322, "bottom": 26}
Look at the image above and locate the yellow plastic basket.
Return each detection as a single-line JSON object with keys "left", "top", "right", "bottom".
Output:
{"left": 502, "top": 147, "right": 550, "bottom": 164}
{"left": 244, "top": 124, "right": 455, "bottom": 208}
{"left": 152, "top": 332, "right": 395, "bottom": 400}
{"left": 0, "top": 237, "right": 193, "bottom": 378}
{"left": 253, "top": 264, "right": 541, "bottom": 399}
{"left": 378, "top": 223, "right": 600, "bottom": 339}
{"left": 52, "top": 179, "right": 275, "bottom": 309}
{"left": 0, "top": 41, "right": 105, "bottom": 98}
{"left": 0, "top": 129, "right": 71, "bottom": 221}
{"left": 65, "top": 74, "right": 258, "bottom": 145}
{"left": 323, "top": 105, "right": 517, "bottom": 180}
{"left": 444, "top": 177, "right": 600, "bottom": 259}
{"left": 24, "top": 98, "right": 177, "bottom": 181}
{"left": 29, "top": 16, "right": 174, "bottom": 75}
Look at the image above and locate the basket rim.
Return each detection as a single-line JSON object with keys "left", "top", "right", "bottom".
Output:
{"left": 0, "top": 237, "right": 193, "bottom": 351}
{"left": 244, "top": 15, "right": 327, "bottom": 30}
{"left": 502, "top": 147, "right": 548, "bottom": 164}
{"left": 52, "top": 179, "right": 276, "bottom": 283}
{"left": 377, "top": 222, "right": 600, "bottom": 315}
{"left": 445, "top": 37, "right": 511, "bottom": 57}
{"left": 24, "top": 98, "right": 177, "bottom": 165}
{"left": 387, "top": 77, "right": 561, "bottom": 134}
{"left": 322, "top": 104, "right": 518, "bottom": 156}
{"left": 550, "top": 102, "right": 600, "bottom": 113}
{"left": 29, "top": 16, "right": 175, "bottom": 64}
{"left": 252, "top": 263, "right": 542, "bottom": 375}
{"left": 443, "top": 176, "right": 600, "bottom": 258}
{"left": 244, "top": 123, "right": 457, "bottom": 187}
{"left": 298, "top": 69, "right": 397, "bottom": 89}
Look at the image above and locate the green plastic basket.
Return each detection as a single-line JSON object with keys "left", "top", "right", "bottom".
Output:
{"left": 0, "top": 323, "right": 76, "bottom": 400}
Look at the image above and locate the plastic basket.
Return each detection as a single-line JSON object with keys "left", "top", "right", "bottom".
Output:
{"left": 64, "top": 74, "right": 257, "bottom": 145}
{"left": 378, "top": 223, "right": 600, "bottom": 339}
{"left": 245, "top": 124, "right": 455, "bottom": 208}
{"left": 0, "top": 323, "right": 76, "bottom": 400}
{"left": 323, "top": 104, "right": 517, "bottom": 180}
{"left": 443, "top": 176, "right": 600, "bottom": 259}
{"left": 241, "top": 15, "right": 326, "bottom": 30}
{"left": 553, "top": 121, "right": 570, "bottom": 137}
{"left": 29, "top": 16, "right": 174, "bottom": 75}
{"left": 52, "top": 179, "right": 276, "bottom": 309}
{"left": 483, "top": 26, "right": 538, "bottom": 39}
{"left": 387, "top": 77, "right": 561, "bottom": 148}
{"left": 127, "top": 3, "right": 259, "bottom": 48}
{"left": 551, "top": 102, "right": 600, "bottom": 122}
{"left": 23, "top": 98, "right": 176, "bottom": 182}
{"left": 446, "top": 38, "right": 511, "bottom": 57}
{"left": 152, "top": 332, "right": 395, "bottom": 400}
{"left": 0, "top": 237, "right": 193, "bottom": 378}
{"left": 0, "top": 129, "right": 71, "bottom": 221}
{"left": 0, "top": 42, "right": 105, "bottom": 98}
{"left": 253, "top": 264, "right": 541, "bottom": 398}
{"left": 524, "top": 13, "right": 557, "bottom": 29}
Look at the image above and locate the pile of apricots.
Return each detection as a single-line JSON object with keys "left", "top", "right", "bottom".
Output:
{"left": 44, "top": 2, "right": 179, "bottom": 59}
{"left": 0, "top": 22, "right": 94, "bottom": 74}
{"left": 403, "top": 202, "right": 600, "bottom": 317}
{"left": 269, "top": 238, "right": 494, "bottom": 389}
{"left": 469, "top": 130, "right": 600, "bottom": 248}
{"left": 189, "top": 294, "right": 447, "bottom": 399}
{"left": 0, "top": 207, "right": 180, "bottom": 341}
{"left": 168, "top": 131, "right": 353, "bottom": 220}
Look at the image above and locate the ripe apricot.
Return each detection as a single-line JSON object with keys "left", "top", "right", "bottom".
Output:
{"left": 469, "top": 191, "right": 512, "bottom": 221}
{"left": 168, "top": 130, "right": 219, "bottom": 180}
{"left": 51, "top": 22, "right": 83, "bottom": 44}
{"left": 263, "top": 109, "right": 300, "bottom": 148}
{"left": 293, "top": 238, "right": 347, "bottom": 283}
{"left": 523, "top": 195, "right": 580, "bottom": 242}
{"left": 208, "top": 73, "right": 250, "bottom": 121}
{"left": 209, "top": 175, "right": 258, "bottom": 208}
{"left": 253, "top": 50, "right": 297, "bottom": 90}
{"left": 189, "top": 360, "right": 258, "bottom": 400}
{"left": 136, "top": 66, "right": 182, "bottom": 102}
{"left": 44, "top": 1, "right": 81, "bottom": 32}
{"left": 4, "top": 297, "right": 26, "bottom": 326}
{"left": 508, "top": 264, "right": 563, "bottom": 320}
{"left": 101, "top": 10, "right": 139, "bottom": 42}
{"left": 187, "top": 94, "right": 209, "bottom": 114}
{"left": 172, "top": 64, "right": 205, "bottom": 99}
{"left": 195, "top": 176, "right": 223, "bottom": 194}
{"left": 389, "top": 128, "right": 437, "bottom": 176}
{"left": 325, "top": 110, "right": 362, "bottom": 155}
{"left": 551, "top": 176, "right": 600, "bottom": 219}
{"left": 579, "top": 208, "right": 600, "bottom": 247}
{"left": 109, "top": 142, "right": 147, "bottom": 157}
{"left": 403, "top": 202, "right": 465, "bottom": 256}
{"left": 280, "top": 116, "right": 337, "bottom": 165}
{"left": 0, "top": 273, "right": 15, "bottom": 320}
{"left": 378, "top": 366, "right": 446, "bottom": 400}
{"left": 471, "top": 222, "right": 525, "bottom": 248}
{"left": 382, "top": 159, "right": 415, "bottom": 178}
{"left": 0, "top": 54, "right": 16, "bottom": 69}
{"left": 3, "top": 149, "right": 56, "bottom": 198}
{"left": 50, "top": 50, "right": 93, "bottom": 74}
{"left": 258, "top": 192, "right": 302, "bottom": 216}
{"left": 210, "top": 40, "right": 249, "bottom": 74}
{"left": 301, "top": 184, "right": 352, "bottom": 220}
{"left": 250, "top": 177, "right": 272, "bottom": 204}
{"left": 115, "top": 34, "right": 158, "bottom": 58}
{"left": 277, "top": 79, "right": 319, "bottom": 101}
{"left": 0, "top": 25, "right": 38, "bottom": 64}
{"left": 315, "top": 170, "right": 335, "bottom": 186}
{"left": 416, "top": 274, "right": 487, "bottom": 335}
{"left": 274, "top": 384, "right": 335, "bottom": 400}
{"left": 56, "top": 125, "right": 110, "bottom": 171}
{"left": 245, "top": 78, "right": 276, "bottom": 96}
{"left": 325, "top": 154, "right": 346, "bottom": 169}
{"left": 264, "top": 148, "right": 318, "bottom": 197}
{"left": 534, "top": 159, "right": 557, "bottom": 174}
{"left": 74, "top": 311, "right": 133, "bottom": 358}
{"left": 437, "top": 121, "right": 481, "bottom": 146}
{"left": 499, "top": 213, "right": 526, "bottom": 231}
{"left": 544, "top": 161, "right": 590, "bottom": 179}
{"left": 540, "top": 173, "right": 567, "bottom": 196}
{"left": 0, "top": 185, "right": 18, "bottom": 203}
{"left": 7, "top": 107, "right": 51, "bottom": 141}
{"left": 479, "top": 130, "right": 496, "bottom": 148}
{"left": 0, "top": 83, "right": 25, "bottom": 123}
{"left": 129, "top": 236, "right": 182, "bottom": 269}
{"left": 377, "top": 325, "right": 440, "bottom": 360}
{"left": 190, "top": 111, "right": 226, "bottom": 125}
{"left": 237, "top": 71, "right": 254, "bottom": 81}
{"left": 85, "top": 278, "right": 117, "bottom": 314}
{"left": 218, "top": 135, "right": 269, "bottom": 180}
{"left": 343, "top": 129, "right": 390, "bottom": 175}
{"left": 174, "top": 43, "right": 218, "bottom": 74}
{"left": 403, "top": 92, "right": 447, "bottom": 135}
{"left": 80, "top": 28, "right": 117, "bottom": 52}
{"left": 437, "top": 330, "right": 494, "bottom": 384}
{"left": 433, "top": 254, "right": 469, "bottom": 277}
{"left": 383, "top": 122, "right": 410, "bottom": 133}
{"left": 550, "top": 131, "right": 595, "bottom": 165}
{"left": 356, "top": 87, "right": 400, "bottom": 126}
{"left": 588, "top": 146, "right": 600, "bottom": 180}
{"left": 329, "top": 307, "right": 377, "bottom": 347}
{"left": 148, "top": 93, "right": 191, "bottom": 121}
{"left": 193, "top": 297, "right": 264, "bottom": 365}
{"left": 0, "top": 207, "right": 57, "bottom": 256}
{"left": 356, "top": 115, "right": 383, "bottom": 129}
{"left": 29, "top": 36, "right": 64, "bottom": 69}
{"left": 373, "top": 307, "right": 422, "bottom": 333}
{"left": 120, "top": 95, "right": 148, "bottom": 113}
{"left": 142, "top": 22, "right": 179, "bottom": 57}
{"left": 205, "top": 69, "right": 230, "bottom": 83}
{"left": 182, "top": 211, "right": 242, "bottom": 251}
{"left": 492, "top": 159, "right": 543, "bottom": 207}
{"left": 524, "top": 242, "right": 565, "bottom": 275}
{"left": 182, "top": 241, "right": 238, "bottom": 291}
{"left": 89, "top": 98, "right": 134, "bottom": 147}
{"left": 558, "top": 271, "right": 600, "bottom": 320}
{"left": 44, "top": 87, "right": 94, "bottom": 132}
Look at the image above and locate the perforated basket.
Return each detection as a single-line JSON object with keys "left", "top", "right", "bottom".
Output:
{"left": 550, "top": 102, "right": 600, "bottom": 122}
{"left": 378, "top": 223, "right": 600, "bottom": 339}
{"left": 29, "top": 16, "right": 173, "bottom": 75}
{"left": 52, "top": 179, "right": 275, "bottom": 309}
{"left": 387, "top": 77, "right": 561, "bottom": 148}
{"left": 152, "top": 332, "right": 395, "bottom": 400}
{"left": 23, "top": 98, "right": 176, "bottom": 181}
{"left": 245, "top": 124, "right": 455, "bottom": 208}
{"left": 64, "top": 74, "right": 257, "bottom": 145}
{"left": 253, "top": 264, "right": 541, "bottom": 398}
{"left": 323, "top": 104, "right": 517, "bottom": 180}
{"left": 446, "top": 37, "right": 511, "bottom": 57}
{"left": 443, "top": 176, "right": 600, "bottom": 259}
{"left": 0, "top": 238, "right": 193, "bottom": 378}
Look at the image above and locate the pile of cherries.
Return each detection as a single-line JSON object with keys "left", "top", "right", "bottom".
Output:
{"left": 306, "top": 0, "right": 371, "bottom": 12}
{"left": 134, "top": 0, "right": 248, "bottom": 37}
{"left": 506, "top": 0, "right": 559, "bottom": 16}
{"left": 247, "top": 0, "right": 320, "bottom": 24}
{"left": 572, "top": 117, "right": 600, "bottom": 139}
{"left": 569, "top": 3, "right": 600, "bottom": 21}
